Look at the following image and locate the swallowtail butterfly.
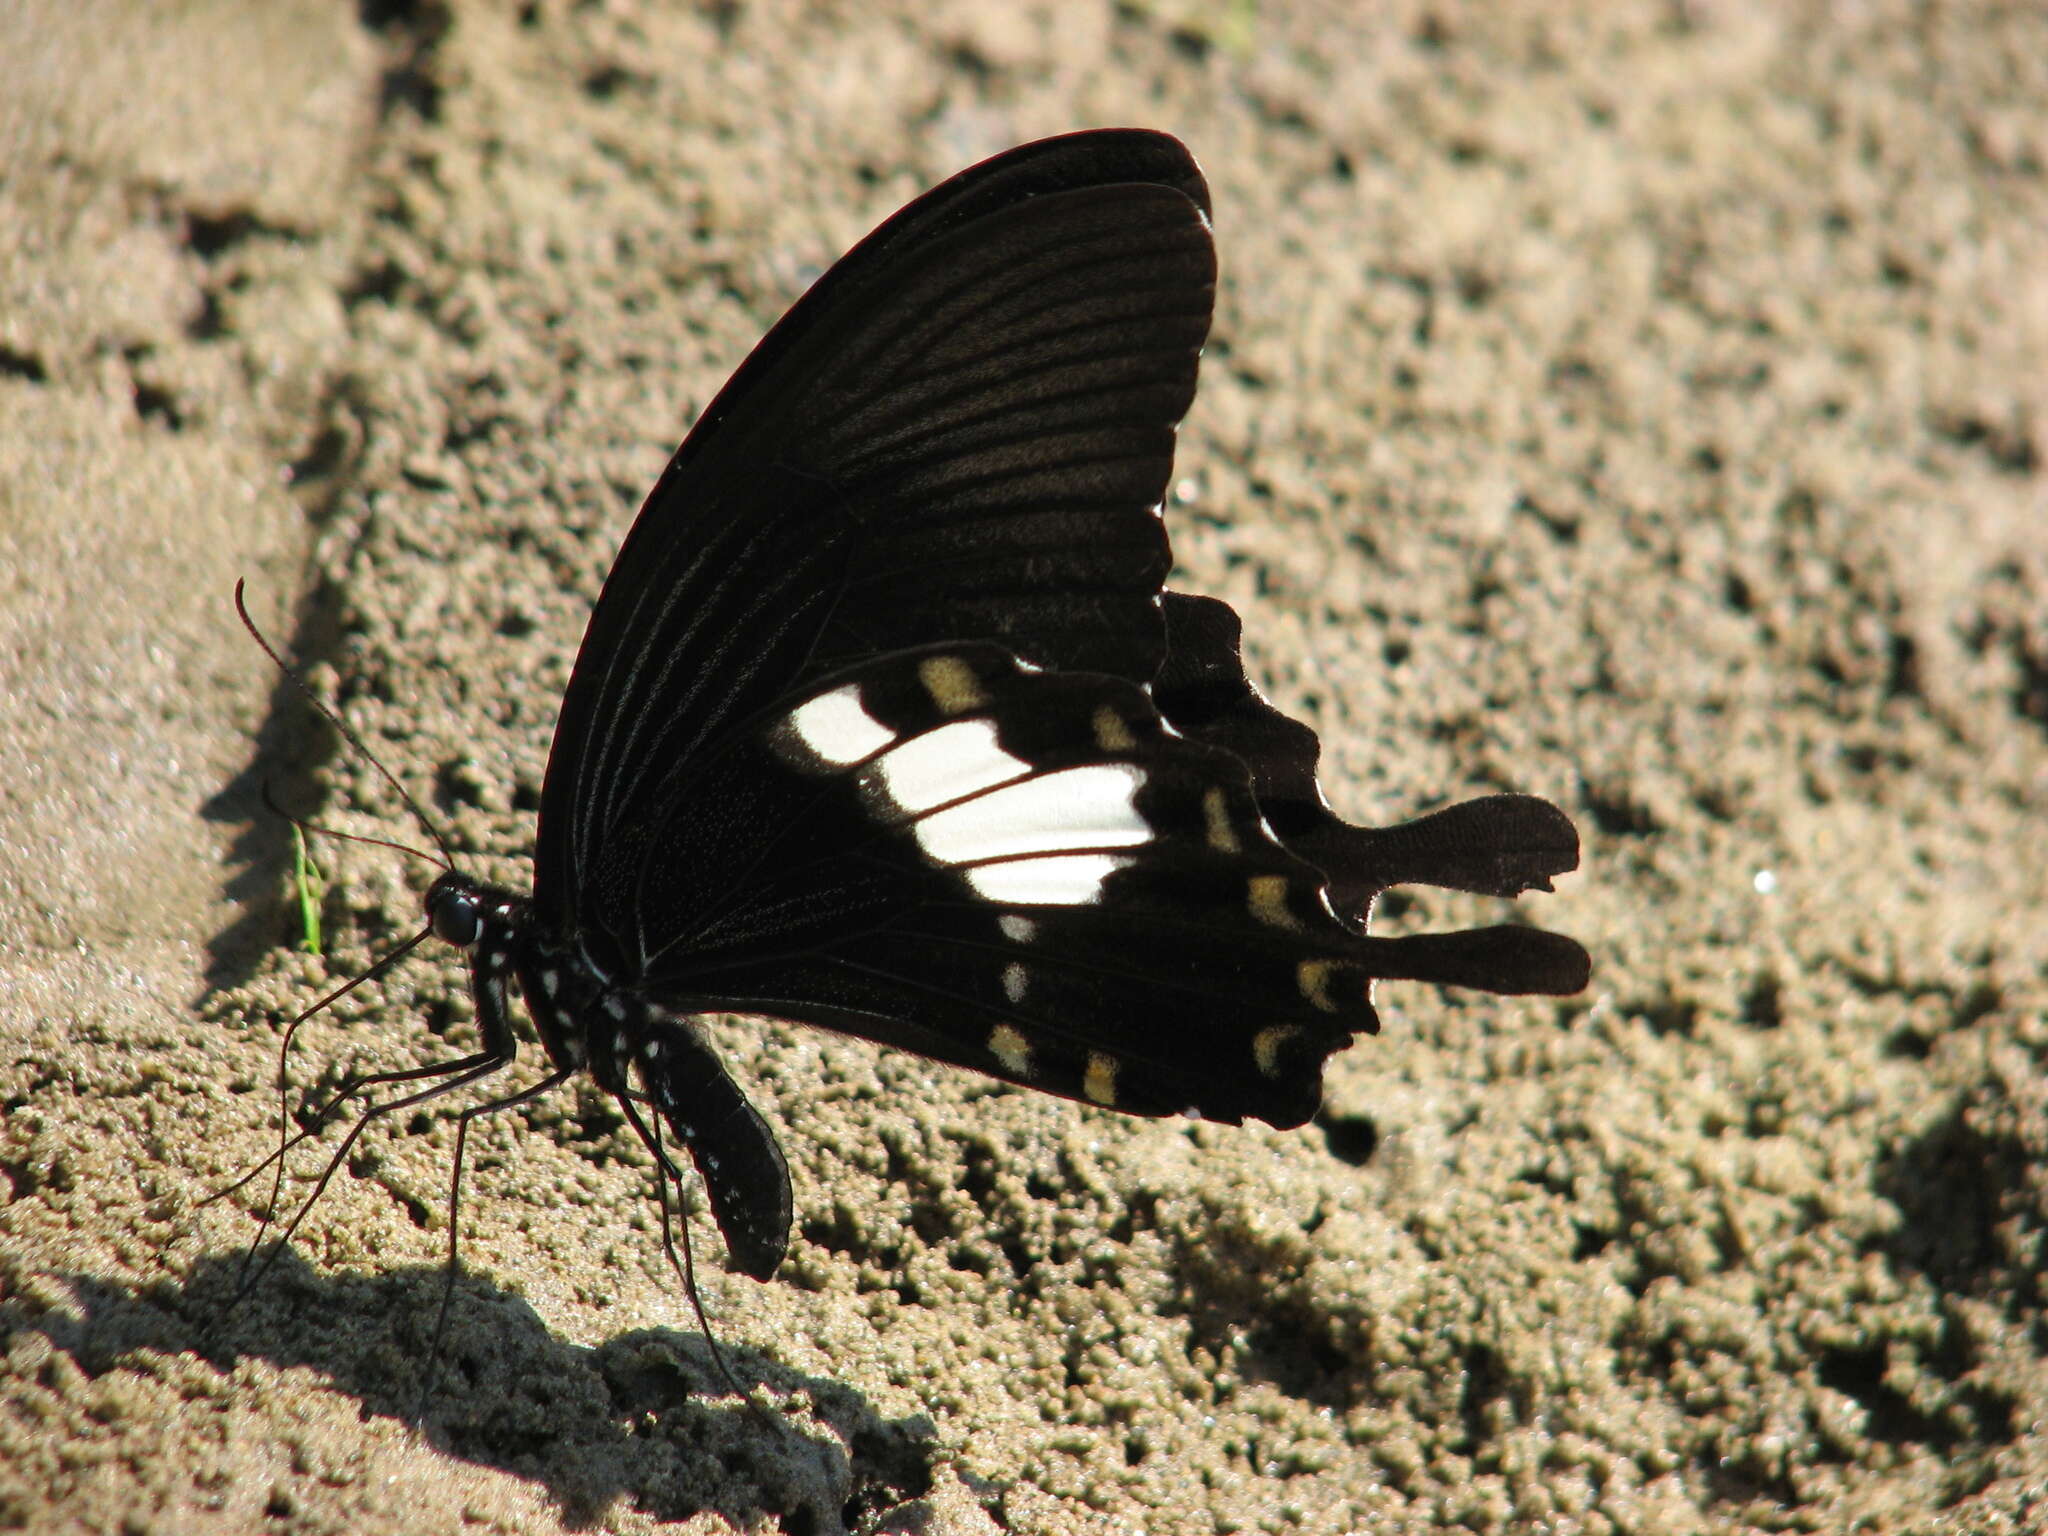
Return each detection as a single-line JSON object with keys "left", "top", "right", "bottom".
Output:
{"left": 252, "top": 130, "right": 1588, "bottom": 1331}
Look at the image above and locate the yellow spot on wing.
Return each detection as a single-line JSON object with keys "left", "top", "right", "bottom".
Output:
{"left": 989, "top": 1024, "right": 1033, "bottom": 1076}
{"left": 1248, "top": 875, "right": 1301, "bottom": 930}
{"left": 1203, "top": 787, "right": 1239, "bottom": 853}
{"left": 1296, "top": 960, "right": 1340, "bottom": 1013}
{"left": 1253, "top": 1025, "right": 1304, "bottom": 1077}
{"left": 1083, "top": 1051, "right": 1119, "bottom": 1106}
{"left": 1093, "top": 705, "right": 1136, "bottom": 752}
{"left": 920, "top": 655, "right": 987, "bottom": 715}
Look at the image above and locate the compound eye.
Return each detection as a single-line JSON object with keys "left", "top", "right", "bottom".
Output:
{"left": 430, "top": 887, "right": 483, "bottom": 948}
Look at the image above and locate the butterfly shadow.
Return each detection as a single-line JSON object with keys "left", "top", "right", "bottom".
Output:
{"left": 17, "top": 1249, "right": 935, "bottom": 1530}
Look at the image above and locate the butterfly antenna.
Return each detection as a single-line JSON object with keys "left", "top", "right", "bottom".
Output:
{"left": 234, "top": 579, "right": 455, "bottom": 868}
{"left": 258, "top": 781, "right": 448, "bottom": 871}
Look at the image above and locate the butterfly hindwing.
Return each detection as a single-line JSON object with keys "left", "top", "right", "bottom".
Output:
{"left": 607, "top": 645, "right": 1395, "bottom": 1128}
{"left": 1155, "top": 593, "right": 1592, "bottom": 995}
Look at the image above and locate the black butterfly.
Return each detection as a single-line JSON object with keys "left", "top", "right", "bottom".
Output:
{"left": 255, "top": 130, "right": 1587, "bottom": 1325}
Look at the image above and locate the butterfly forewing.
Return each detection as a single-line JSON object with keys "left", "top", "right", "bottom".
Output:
{"left": 538, "top": 144, "right": 1216, "bottom": 939}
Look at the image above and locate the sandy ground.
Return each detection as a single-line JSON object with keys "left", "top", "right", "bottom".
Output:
{"left": 4, "top": 2, "right": 2046, "bottom": 1532}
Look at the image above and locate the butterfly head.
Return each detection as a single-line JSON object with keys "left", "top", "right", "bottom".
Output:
{"left": 425, "top": 870, "right": 492, "bottom": 949}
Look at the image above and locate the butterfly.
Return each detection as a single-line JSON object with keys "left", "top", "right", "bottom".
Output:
{"left": 247, "top": 129, "right": 1588, "bottom": 1341}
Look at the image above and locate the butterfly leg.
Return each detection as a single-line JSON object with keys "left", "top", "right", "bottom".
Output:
{"left": 228, "top": 923, "right": 529, "bottom": 1299}
{"left": 227, "top": 1045, "right": 520, "bottom": 1302}
{"left": 413, "top": 1059, "right": 580, "bottom": 1424}
{"left": 606, "top": 1088, "right": 764, "bottom": 1408}
{"left": 582, "top": 1014, "right": 790, "bottom": 1403}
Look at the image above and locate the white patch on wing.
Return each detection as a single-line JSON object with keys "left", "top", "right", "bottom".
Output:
{"left": 873, "top": 719, "right": 1026, "bottom": 814}
{"left": 1083, "top": 1052, "right": 1119, "bottom": 1106}
{"left": 989, "top": 1023, "right": 1032, "bottom": 1075}
{"left": 1002, "top": 962, "right": 1028, "bottom": 1003}
{"left": 964, "top": 853, "right": 1131, "bottom": 905}
{"left": 787, "top": 686, "right": 893, "bottom": 766}
{"left": 999, "top": 915, "right": 1037, "bottom": 943}
{"left": 914, "top": 764, "right": 1148, "bottom": 866}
